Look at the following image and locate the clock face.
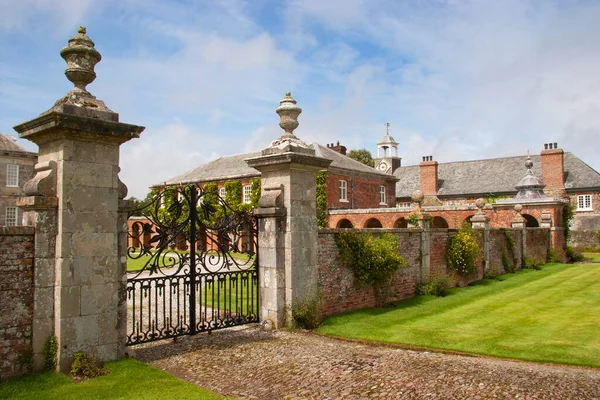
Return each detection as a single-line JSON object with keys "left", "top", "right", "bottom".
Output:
{"left": 378, "top": 160, "right": 389, "bottom": 171}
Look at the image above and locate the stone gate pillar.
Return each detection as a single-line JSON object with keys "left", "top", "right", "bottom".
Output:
{"left": 14, "top": 27, "right": 144, "bottom": 372}
{"left": 246, "top": 93, "right": 331, "bottom": 328}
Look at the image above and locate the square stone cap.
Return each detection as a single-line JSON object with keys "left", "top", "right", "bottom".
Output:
{"left": 14, "top": 111, "right": 144, "bottom": 146}
{"left": 245, "top": 151, "right": 332, "bottom": 171}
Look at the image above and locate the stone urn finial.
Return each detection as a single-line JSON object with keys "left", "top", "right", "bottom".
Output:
{"left": 276, "top": 92, "right": 302, "bottom": 139}
{"left": 60, "top": 26, "right": 102, "bottom": 93}
{"left": 514, "top": 204, "right": 523, "bottom": 214}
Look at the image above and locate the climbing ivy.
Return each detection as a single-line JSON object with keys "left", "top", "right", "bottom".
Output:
{"left": 335, "top": 231, "right": 406, "bottom": 306}
{"left": 224, "top": 180, "right": 242, "bottom": 209}
{"left": 316, "top": 172, "right": 327, "bottom": 228}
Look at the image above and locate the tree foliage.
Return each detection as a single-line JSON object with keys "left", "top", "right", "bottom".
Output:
{"left": 347, "top": 148, "right": 375, "bottom": 167}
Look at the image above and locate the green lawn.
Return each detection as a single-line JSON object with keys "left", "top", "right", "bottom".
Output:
{"left": 318, "top": 263, "right": 600, "bottom": 368}
{"left": 203, "top": 273, "right": 258, "bottom": 315}
{"left": 0, "top": 358, "right": 225, "bottom": 400}
{"left": 583, "top": 252, "right": 600, "bottom": 262}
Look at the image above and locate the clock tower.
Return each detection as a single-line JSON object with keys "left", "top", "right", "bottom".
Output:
{"left": 374, "top": 123, "right": 401, "bottom": 174}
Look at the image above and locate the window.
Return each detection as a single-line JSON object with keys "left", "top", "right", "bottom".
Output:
{"left": 380, "top": 186, "right": 386, "bottom": 204}
{"left": 339, "top": 180, "right": 348, "bottom": 202}
{"left": 5, "top": 207, "right": 17, "bottom": 226}
{"left": 577, "top": 195, "right": 592, "bottom": 211}
{"left": 219, "top": 187, "right": 226, "bottom": 199}
{"left": 397, "top": 202, "right": 411, "bottom": 209}
{"left": 243, "top": 185, "right": 252, "bottom": 204}
{"left": 6, "top": 165, "right": 19, "bottom": 187}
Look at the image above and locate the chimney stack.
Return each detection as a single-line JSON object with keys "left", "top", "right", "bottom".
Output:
{"left": 329, "top": 141, "right": 347, "bottom": 155}
{"left": 541, "top": 142, "right": 565, "bottom": 197}
{"left": 419, "top": 155, "right": 438, "bottom": 195}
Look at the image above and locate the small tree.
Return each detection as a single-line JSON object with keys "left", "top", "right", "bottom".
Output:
{"left": 347, "top": 148, "right": 375, "bottom": 167}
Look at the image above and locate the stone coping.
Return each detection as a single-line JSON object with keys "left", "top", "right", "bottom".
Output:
{"left": 0, "top": 226, "right": 34, "bottom": 235}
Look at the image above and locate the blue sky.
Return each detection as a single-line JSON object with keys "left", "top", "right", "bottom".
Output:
{"left": 2, "top": 0, "right": 600, "bottom": 198}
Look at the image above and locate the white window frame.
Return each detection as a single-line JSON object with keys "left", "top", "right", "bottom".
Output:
{"left": 5, "top": 207, "right": 17, "bottom": 226}
{"left": 397, "top": 201, "right": 411, "bottom": 209}
{"left": 577, "top": 194, "right": 592, "bottom": 211}
{"left": 339, "top": 180, "right": 348, "bottom": 202}
{"left": 6, "top": 164, "right": 19, "bottom": 187}
{"left": 380, "top": 186, "right": 386, "bottom": 205}
{"left": 243, "top": 185, "right": 252, "bottom": 204}
{"left": 219, "top": 187, "right": 226, "bottom": 199}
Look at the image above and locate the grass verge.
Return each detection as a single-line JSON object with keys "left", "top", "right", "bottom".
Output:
{"left": 318, "top": 263, "right": 600, "bottom": 368}
{"left": 0, "top": 358, "right": 225, "bottom": 400}
{"left": 583, "top": 252, "right": 600, "bottom": 262}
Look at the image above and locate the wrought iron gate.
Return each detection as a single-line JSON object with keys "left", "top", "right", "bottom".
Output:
{"left": 126, "top": 184, "right": 258, "bottom": 345}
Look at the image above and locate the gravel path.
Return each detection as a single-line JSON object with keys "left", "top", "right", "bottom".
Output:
{"left": 131, "top": 325, "right": 600, "bottom": 399}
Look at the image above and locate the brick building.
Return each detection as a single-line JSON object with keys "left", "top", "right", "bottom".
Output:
{"left": 158, "top": 142, "right": 397, "bottom": 211}
{"left": 0, "top": 133, "right": 37, "bottom": 226}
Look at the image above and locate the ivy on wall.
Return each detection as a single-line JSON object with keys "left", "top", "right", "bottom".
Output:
{"left": 335, "top": 231, "right": 406, "bottom": 306}
{"left": 316, "top": 171, "right": 327, "bottom": 228}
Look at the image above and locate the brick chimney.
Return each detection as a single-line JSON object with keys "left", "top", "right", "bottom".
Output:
{"left": 541, "top": 142, "right": 565, "bottom": 197}
{"left": 328, "top": 141, "right": 347, "bottom": 155}
{"left": 419, "top": 155, "right": 438, "bottom": 195}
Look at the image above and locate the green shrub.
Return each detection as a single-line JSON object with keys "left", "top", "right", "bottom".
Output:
{"left": 70, "top": 351, "right": 106, "bottom": 379}
{"left": 316, "top": 172, "right": 327, "bottom": 228}
{"left": 335, "top": 232, "right": 406, "bottom": 306}
{"left": 502, "top": 251, "right": 514, "bottom": 273}
{"left": 566, "top": 246, "right": 585, "bottom": 263}
{"left": 43, "top": 335, "right": 58, "bottom": 371}
{"left": 596, "top": 229, "right": 600, "bottom": 244}
{"left": 523, "top": 257, "right": 543, "bottom": 270}
{"left": 447, "top": 224, "right": 480, "bottom": 276}
{"left": 547, "top": 247, "right": 561, "bottom": 263}
{"left": 416, "top": 277, "right": 451, "bottom": 297}
{"left": 484, "top": 264, "right": 500, "bottom": 279}
{"left": 17, "top": 349, "right": 33, "bottom": 373}
{"left": 406, "top": 212, "right": 419, "bottom": 227}
{"left": 292, "top": 294, "right": 323, "bottom": 330}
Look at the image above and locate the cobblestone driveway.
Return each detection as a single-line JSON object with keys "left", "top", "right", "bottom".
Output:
{"left": 132, "top": 325, "right": 599, "bottom": 399}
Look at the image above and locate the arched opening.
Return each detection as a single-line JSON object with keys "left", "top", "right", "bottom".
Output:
{"left": 431, "top": 216, "right": 449, "bottom": 228}
{"left": 394, "top": 218, "right": 408, "bottom": 228}
{"left": 364, "top": 218, "right": 383, "bottom": 228}
{"left": 131, "top": 224, "right": 141, "bottom": 249}
{"left": 522, "top": 214, "right": 539, "bottom": 227}
{"left": 464, "top": 215, "right": 475, "bottom": 226}
{"left": 336, "top": 219, "right": 354, "bottom": 229}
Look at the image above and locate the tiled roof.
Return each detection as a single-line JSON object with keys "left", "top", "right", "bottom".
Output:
{"left": 161, "top": 143, "right": 393, "bottom": 186}
{"left": 0, "top": 133, "right": 28, "bottom": 153}
{"left": 394, "top": 153, "right": 600, "bottom": 198}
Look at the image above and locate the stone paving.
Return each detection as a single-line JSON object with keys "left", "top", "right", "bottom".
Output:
{"left": 131, "top": 325, "right": 600, "bottom": 399}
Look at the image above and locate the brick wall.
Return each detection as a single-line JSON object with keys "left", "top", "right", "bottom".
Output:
{"left": 0, "top": 226, "right": 34, "bottom": 379}
{"left": 326, "top": 173, "right": 395, "bottom": 210}
{"left": 488, "top": 229, "right": 523, "bottom": 275}
{"left": 526, "top": 228, "right": 550, "bottom": 262}
{"left": 318, "top": 229, "right": 422, "bottom": 316}
{"left": 318, "top": 226, "right": 551, "bottom": 317}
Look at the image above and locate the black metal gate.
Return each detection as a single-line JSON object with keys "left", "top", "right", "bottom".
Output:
{"left": 126, "top": 184, "right": 258, "bottom": 345}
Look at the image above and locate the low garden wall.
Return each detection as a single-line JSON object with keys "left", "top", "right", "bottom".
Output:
{"left": 0, "top": 226, "right": 35, "bottom": 379}
{"left": 317, "top": 226, "right": 552, "bottom": 317}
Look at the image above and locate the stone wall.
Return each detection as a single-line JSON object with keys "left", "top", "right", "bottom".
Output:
{"left": 318, "top": 229, "right": 422, "bottom": 316}
{"left": 318, "top": 226, "right": 551, "bottom": 317}
{"left": 0, "top": 226, "right": 34, "bottom": 379}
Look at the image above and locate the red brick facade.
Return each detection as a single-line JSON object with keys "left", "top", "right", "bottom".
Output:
{"left": 326, "top": 173, "right": 395, "bottom": 210}
{"left": 0, "top": 227, "right": 34, "bottom": 378}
